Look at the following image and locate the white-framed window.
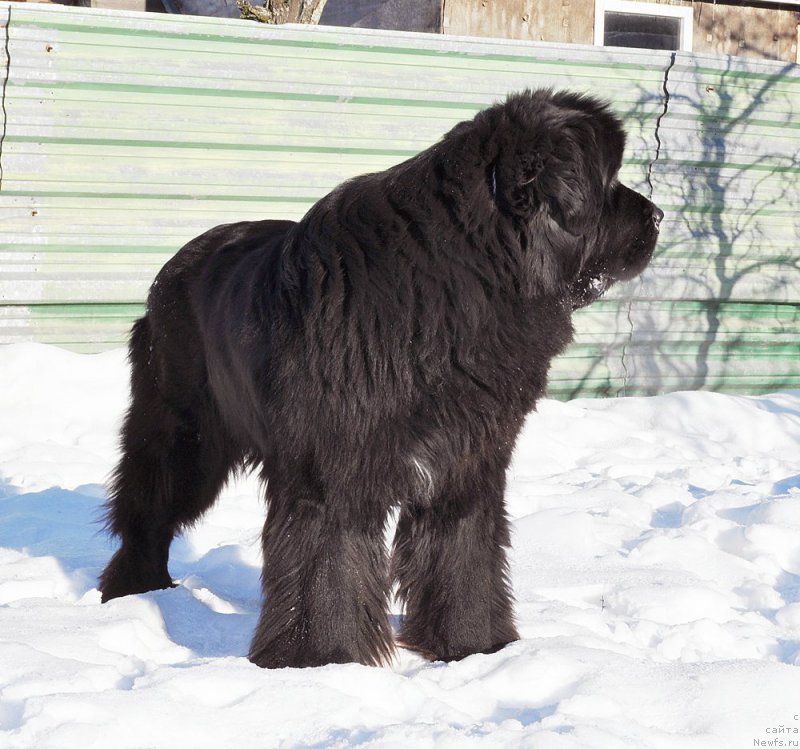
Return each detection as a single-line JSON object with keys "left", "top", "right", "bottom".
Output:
{"left": 594, "top": 0, "right": 693, "bottom": 51}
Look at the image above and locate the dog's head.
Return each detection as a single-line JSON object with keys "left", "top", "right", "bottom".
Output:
{"left": 472, "top": 90, "right": 661, "bottom": 308}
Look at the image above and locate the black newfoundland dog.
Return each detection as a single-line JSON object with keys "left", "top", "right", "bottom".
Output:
{"left": 99, "top": 89, "right": 662, "bottom": 668}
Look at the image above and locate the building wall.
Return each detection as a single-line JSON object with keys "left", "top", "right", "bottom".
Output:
{"left": 693, "top": 1, "right": 800, "bottom": 61}
{"left": 1, "top": 2, "right": 799, "bottom": 397}
{"left": 445, "top": 0, "right": 800, "bottom": 63}
{"left": 320, "top": 0, "right": 441, "bottom": 33}
{"left": 67, "top": 0, "right": 800, "bottom": 62}
{"left": 442, "top": 0, "right": 595, "bottom": 44}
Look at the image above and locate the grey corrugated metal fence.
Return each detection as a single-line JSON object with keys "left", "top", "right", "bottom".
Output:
{"left": 1, "top": 3, "right": 798, "bottom": 397}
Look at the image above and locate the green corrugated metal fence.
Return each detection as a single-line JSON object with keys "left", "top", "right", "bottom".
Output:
{"left": 1, "top": 3, "right": 798, "bottom": 397}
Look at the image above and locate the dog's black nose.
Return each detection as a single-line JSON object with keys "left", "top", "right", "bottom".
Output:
{"left": 652, "top": 206, "right": 664, "bottom": 229}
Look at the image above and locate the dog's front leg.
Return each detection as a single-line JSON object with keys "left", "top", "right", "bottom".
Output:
{"left": 249, "top": 469, "right": 394, "bottom": 668}
{"left": 391, "top": 456, "right": 519, "bottom": 662}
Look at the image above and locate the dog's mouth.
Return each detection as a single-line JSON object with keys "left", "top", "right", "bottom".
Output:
{"left": 569, "top": 272, "right": 612, "bottom": 310}
{"left": 570, "top": 224, "right": 658, "bottom": 310}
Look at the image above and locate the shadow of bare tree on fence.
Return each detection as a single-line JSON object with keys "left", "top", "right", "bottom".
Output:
{"left": 560, "top": 52, "right": 800, "bottom": 399}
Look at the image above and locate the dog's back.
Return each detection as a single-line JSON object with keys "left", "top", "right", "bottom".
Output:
{"left": 141, "top": 220, "right": 295, "bottom": 410}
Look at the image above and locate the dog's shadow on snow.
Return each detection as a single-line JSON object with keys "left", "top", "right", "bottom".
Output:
{"left": 0, "top": 479, "right": 412, "bottom": 661}
{"left": 155, "top": 541, "right": 264, "bottom": 659}
{"left": 0, "top": 482, "right": 111, "bottom": 585}
{"left": 0, "top": 479, "right": 267, "bottom": 659}
{"left": 0, "top": 479, "right": 409, "bottom": 661}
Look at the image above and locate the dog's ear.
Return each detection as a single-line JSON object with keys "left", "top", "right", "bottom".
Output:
{"left": 492, "top": 119, "right": 607, "bottom": 294}
{"left": 492, "top": 132, "right": 549, "bottom": 217}
{"left": 493, "top": 119, "right": 604, "bottom": 236}
{"left": 539, "top": 122, "right": 605, "bottom": 236}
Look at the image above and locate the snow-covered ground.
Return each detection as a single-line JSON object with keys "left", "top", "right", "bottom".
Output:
{"left": 1, "top": 342, "right": 799, "bottom": 749}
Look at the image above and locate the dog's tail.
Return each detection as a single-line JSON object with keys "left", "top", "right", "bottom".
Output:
{"left": 127, "top": 315, "right": 154, "bottom": 394}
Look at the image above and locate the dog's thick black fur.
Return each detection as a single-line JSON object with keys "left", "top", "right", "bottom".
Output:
{"left": 99, "top": 89, "right": 661, "bottom": 668}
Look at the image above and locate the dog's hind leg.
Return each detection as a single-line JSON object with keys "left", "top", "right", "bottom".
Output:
{"left": 99, "top": 316, "right": 241, "bottom": 602}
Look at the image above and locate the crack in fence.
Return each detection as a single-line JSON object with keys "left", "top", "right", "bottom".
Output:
{"left": 646, "top": 51, "right": 677, "bottom": 203}
{"left": 619, "top": 51, "right": 676, "bottom": 397}
{"left": 0, "top": 5, "right": 12, "bottom": 193}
